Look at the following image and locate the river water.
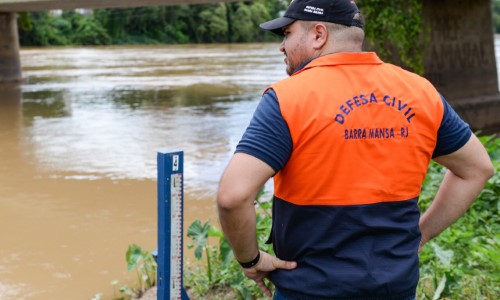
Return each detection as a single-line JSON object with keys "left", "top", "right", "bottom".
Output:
{"left": 0, "top": 43, "right": 285, "bottom": 300}
{"left": 1, "top": 38, "right": 500, "bottom": 300}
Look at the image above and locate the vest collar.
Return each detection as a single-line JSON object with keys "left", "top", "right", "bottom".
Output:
{"left": 292, "top": 52, "right": 384, "bottom": 76}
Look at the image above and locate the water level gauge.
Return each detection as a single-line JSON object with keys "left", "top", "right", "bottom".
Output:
{"left": 157, "top": 150, "right": 189, "bottom": 300}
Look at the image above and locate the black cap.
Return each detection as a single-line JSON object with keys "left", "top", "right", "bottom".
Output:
{"left": 260, "top": 0, "right": 363, "bottom": 36}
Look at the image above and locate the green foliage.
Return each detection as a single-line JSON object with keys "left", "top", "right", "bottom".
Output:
{"left": 18, "top": 12, "right": 32, "bottom": 31}
{"left": 187, "top": 220, "right": 215, "bottom": 284}
{"left": 493, "top": 0, "right": 500, "bottom": 33}
{"left": 18, "top": 11, "right": 110, "bottom": 46}
{"left": 417, "top": 134, "right": 500, "bottom": 299}
{"left": 18, "top": 12, "right": 68, "bottom": 46}
{"left": 185, "top": 187, "right": 273, "bottom": 300}
{"left": 111, "top": 244, "right": 157, "bottom": 300}
{"left": 62, "top": 11, "right": 111, "bottom": 45}
{"left": 359, "top": 0, "right": 427, "bottom": 75}
{"left": 196, "top": 4, "right": 229, "bottom": 43}
{"left": 18, "top": 0, "right": 283, "bottom": 46}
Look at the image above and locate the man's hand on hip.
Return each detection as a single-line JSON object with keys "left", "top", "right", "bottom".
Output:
{"left": 242, "top": 251, "right": 297, "bottom": 298}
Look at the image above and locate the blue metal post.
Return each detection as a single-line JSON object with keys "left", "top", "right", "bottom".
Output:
{"left": 158, "top": 150, "right": 189, "bottom": 300}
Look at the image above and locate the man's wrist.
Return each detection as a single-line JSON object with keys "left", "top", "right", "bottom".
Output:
{"left": 238, "top": 251, "right": 261, "bottom": 269}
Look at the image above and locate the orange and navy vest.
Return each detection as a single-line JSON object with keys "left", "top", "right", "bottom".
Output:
{"left": 266, "top": 52, "right": 444, "bottom": 299}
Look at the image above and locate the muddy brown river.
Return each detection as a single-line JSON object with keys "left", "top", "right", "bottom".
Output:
{"left": 0, "top": 43, "right": 285, "bottom": 299}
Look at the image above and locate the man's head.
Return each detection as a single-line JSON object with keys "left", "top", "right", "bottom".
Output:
{"left": 260, "top": 0, "right": 363, "bottom": 36}
{"left": 260, "top": 0, "right": 364, "bottom": 76}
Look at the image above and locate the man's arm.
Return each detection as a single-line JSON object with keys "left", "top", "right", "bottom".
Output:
{"left": 217, "top": 153, "right": 296, "bottom": 297}
{"left": 217, "top": 153, "right": 273, "bottom": 262}
{"left": 419, "top": 134, "right": 494, "bottom": 250}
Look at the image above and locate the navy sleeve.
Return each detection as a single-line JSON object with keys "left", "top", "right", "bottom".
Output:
{"left": 432, "top": 95, "right": 472, "bottom": 158}
{"left": 235, "top": 89, "right": 292, "bottom": 172}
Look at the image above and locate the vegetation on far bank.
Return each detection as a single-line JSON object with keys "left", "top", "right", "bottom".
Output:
{"left": 17, "top": 0, "right": 426, "bottom": 73}
{"left": 17, "top": 0, "right": 285, "bottom": 46}
{"left": 15, "top": 0, "right": 500, "bottom": 74}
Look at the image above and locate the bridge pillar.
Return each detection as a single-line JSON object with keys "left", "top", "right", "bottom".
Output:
{"left": 422, "top": 0, "right": 500, "bottom": 133}
{"left": 0, "top": 12, "right": 22, "bottom": 84}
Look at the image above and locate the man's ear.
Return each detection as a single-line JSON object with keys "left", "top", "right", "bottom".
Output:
{"left": 311, "top": 23, "right": 328, "bottom": 49}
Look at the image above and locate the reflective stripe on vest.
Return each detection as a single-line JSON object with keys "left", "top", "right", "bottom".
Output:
{"left": 270, "top": 52, "right": 444, "bottom": 206}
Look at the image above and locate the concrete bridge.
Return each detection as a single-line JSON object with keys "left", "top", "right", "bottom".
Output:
{"left": 0, "top": 0, "right": 499, "bottom": 133}
{"left": 0, "top": 0, "right": 227, "bottom": 11}
{"left": 421, "top": 0, "right": 499, "bottom": 134}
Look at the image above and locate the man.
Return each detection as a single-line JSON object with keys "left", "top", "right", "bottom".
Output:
{"left": 217, "top": 0, "right": 494, "bottom": 299}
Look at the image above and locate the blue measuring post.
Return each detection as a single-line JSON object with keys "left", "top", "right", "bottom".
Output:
{"left": 157, "top": 150, "right": 189, "bottom": 300}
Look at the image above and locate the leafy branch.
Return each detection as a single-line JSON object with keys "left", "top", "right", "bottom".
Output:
{"left": 359, "top": 0, "right": 428, "bottom": 74}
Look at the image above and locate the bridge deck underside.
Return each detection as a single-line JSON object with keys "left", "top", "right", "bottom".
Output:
{"left": 0, "top": 0, "right": 239, "bottom": 12}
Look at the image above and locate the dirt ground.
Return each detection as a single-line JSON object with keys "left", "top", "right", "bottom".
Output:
{"left": 136, "top": 287, "right": 156, "bottom": 300}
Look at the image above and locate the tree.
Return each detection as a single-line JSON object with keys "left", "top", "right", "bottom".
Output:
{"left": 19, "top": 12, "right": 69, "bottom": 46}
{"left": 61, "top": 11, "right": 110, "bottom": 45}
{"left": 197, "top": 4, "right": 228, "bottom": 43}
{"left": 358, "top": 0, "right": 426, "bottom": 74}
{"left": 249, "top": 2, "right": 274, "bottom": 42}
{"left": 232, "top": 3, "right": 253, "bottom": 42}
